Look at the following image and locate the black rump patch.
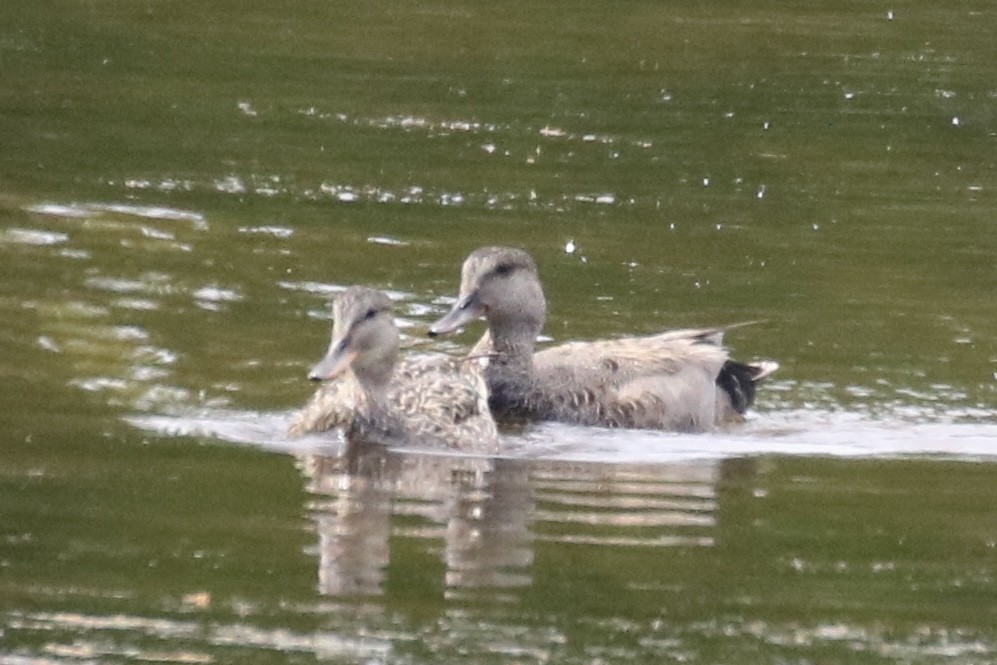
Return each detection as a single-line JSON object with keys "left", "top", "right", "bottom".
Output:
{"left": 716, "top": 360, "right": 764, "bottom": 414}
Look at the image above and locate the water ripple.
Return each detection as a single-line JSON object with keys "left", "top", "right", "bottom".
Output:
{"left": 24, "top": 201, "right": 208, "bottom": 229}
{"left": 0, "top": 228, "right": 69, "bottom": 245}
{"left": 6, "top": 610, "right": 391, "bottom": 662}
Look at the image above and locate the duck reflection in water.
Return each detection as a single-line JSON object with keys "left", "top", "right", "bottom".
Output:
{"left": 297, "top": 441, "right": 736, "bottom": 600}
{"left": 299, "top": 443, "right": 534, "bottom": 598}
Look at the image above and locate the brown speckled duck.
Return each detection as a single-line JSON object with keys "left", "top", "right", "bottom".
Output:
{"left": 289, "top": 286, "right": 498, "bottom": 450}
{"left": 429, "top": 247, "right": 778, "bottom": 432}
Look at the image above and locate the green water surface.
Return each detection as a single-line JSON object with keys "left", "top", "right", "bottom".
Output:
{"left": 1, "top": 1, "right": 996, "bottom": 663}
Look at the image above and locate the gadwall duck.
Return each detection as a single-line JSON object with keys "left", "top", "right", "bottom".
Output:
{"left": 428, "top": 247, "right": 778, "bottom": 432}
{"left": 289, "top": 286, "right": 498, "bottom": 450}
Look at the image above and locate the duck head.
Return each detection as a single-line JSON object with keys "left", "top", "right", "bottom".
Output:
{"left": 309, "top": 286, "right": 399, "bottom": 387}
{"left": 429, "top": 246, "right": 546, "bottom": 344}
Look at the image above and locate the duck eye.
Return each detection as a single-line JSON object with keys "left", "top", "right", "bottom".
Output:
{"left": 494, "top": 263, "right": 513, "bottom": 276}
{"left": 363, "top": 308, "right": 379, "bottom": 321}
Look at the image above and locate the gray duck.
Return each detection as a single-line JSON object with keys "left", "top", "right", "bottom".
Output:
{"left": 289, "top": 286, "right": 498, "bottom": 450}
{"left": 429, "top": 247, "right": 778, "bottom": 432}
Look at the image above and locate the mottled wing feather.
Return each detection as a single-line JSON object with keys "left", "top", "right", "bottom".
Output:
{"left": 534, "top": 328, "right": 728, "bottom": 388}
{"left": 527, "top": 328, "right": 731, "bottom": 428}
{"left": 388, "top": 355, "right": 495, "bottom": 445}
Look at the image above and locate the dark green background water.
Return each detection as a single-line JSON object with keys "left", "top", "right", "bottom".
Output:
{"left": 2, "top": 1, "right": 995, "bottom": 663}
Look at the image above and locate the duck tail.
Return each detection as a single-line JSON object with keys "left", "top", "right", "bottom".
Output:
{"left": 716, "top": 360, "right": 779, "bottom": 414}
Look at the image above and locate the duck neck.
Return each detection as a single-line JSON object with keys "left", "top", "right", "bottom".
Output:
{"left": 486, "top": 272, "right": 545, "bottom": 373}
{"left": 351, "top": 348, "right": 397, "bottom": 409}
{"left": 490, "top": 326, "right": 536, "bottom": 370}
{"left": 354, "top": 365, "right": 393, "bottom": 404}
{"left": 480, "top": 269, "right": 547, "bottom": 414}
{"left": 352, "top": 366, "right": 404, "bottom": 442}
{"left": 486, "top": 317, "right": 542, "bottom": 411}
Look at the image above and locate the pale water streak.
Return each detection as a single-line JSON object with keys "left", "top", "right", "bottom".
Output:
{"left": 127, "top": 407, "right": 997, "bottom": 464}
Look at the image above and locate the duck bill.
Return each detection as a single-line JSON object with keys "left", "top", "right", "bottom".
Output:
{"left": 428, "top": 293, "right": 485, "bottom": 336}
{"left": 307, "top": 338, "right": 356, "bottom": 381}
